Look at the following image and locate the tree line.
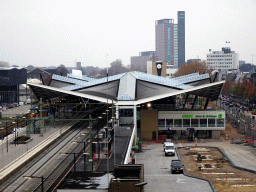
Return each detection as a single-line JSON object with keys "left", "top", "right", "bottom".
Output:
{"left": 222, "top": 79, "right": 255, "bottom": 102}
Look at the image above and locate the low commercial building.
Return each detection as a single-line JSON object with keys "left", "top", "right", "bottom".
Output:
{"left": 207, "top": 47, "right": 239, "bottom": 71}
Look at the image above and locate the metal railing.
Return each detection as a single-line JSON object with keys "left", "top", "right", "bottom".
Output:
{"left": 124, "top": 125, "right": 136, "bottom": 164}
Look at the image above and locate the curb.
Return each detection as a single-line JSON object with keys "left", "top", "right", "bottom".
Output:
{"left": 216, "top": 146, "right": 256, "bottom": 174}
{"left": 177, "top": 145, "right": 256, "bottom": 192}
{"left": 176, "top": 147, "right": 217, "bottom": 192}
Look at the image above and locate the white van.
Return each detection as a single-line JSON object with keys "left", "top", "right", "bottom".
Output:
{"left": 164, "top": 143, "right": 175, "bottom": 156}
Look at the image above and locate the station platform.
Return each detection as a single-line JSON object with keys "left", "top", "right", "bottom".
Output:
{"left": 0, "top": 122, "right": 72, "bottom": 184}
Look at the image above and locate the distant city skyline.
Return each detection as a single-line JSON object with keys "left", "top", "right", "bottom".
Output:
{"left": 0, "top": 0, "right": 255, "bottom": 68}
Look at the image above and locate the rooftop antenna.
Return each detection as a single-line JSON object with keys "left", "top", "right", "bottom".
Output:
{"left": 225, "top": 41, "right": 230, "bottom": 48}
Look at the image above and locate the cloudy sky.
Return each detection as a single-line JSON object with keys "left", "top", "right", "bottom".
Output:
{"left": 0, "top": 0, "right": 255, "bottom": 68}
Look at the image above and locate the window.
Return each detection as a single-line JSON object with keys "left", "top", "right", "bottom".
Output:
{"left": 191, "top": 119, "right": 199, "bottom": 127}
{"left": 200, "top": 119, "right": 207, "bottom": 127}
{"left": 158, "top": 119, "right": 165, "bottom": 127}
{"left": 208, "top": 119, "right": 215, "bottom": 127}
{"left": 183, "top": 119, "right": 190, "bottom": 127}
{"left": 166, "top": 119, "right": 173, "bottom": 127}
{"left": 217, "top": 118, "right": 224, "bottom": 127}
{"left": 174, "top": 119, "right": 182, "bottom": 127}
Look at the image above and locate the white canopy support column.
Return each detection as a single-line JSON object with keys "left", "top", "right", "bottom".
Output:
{"left": 133, "top": 105, "right": 137, "bottom": 142}
{"left": 115, "top": 105, "right": 119, "bottom": 126}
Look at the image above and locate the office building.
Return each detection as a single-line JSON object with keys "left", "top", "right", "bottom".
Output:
{"left": 155, "top": 19, "right": 175, "bottom": 66}
{"left": 131, "top": 51, "right": 155, "bottom": 72}
{"left": 206, "top": 47, "right": 239, "bottom": 71}
{"left": 177, "top": 11, "right": 185, "bottom": 68}
{"left": 155, "top": 11, "right": 185, "bottom": 68}
{"left": 131, "top": 11, "right": 185, "bottom": 71}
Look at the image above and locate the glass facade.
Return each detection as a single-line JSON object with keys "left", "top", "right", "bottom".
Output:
{"left": 174, "top": 24, "right": 179, "bottom": 68}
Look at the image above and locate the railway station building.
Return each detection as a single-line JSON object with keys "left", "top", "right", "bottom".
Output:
{"left": 28, "top": 71, "right": 225, "bottom": 141}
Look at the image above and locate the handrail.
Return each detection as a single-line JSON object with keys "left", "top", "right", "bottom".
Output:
{"left": 123, "top": 124, "right": 136, "bottom": 164}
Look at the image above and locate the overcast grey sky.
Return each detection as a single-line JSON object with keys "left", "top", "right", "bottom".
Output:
{"left": 0, "top": 0, "right": 255, "bottom": 68}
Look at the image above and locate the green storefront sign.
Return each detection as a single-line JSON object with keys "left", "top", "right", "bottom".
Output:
{"left": 182, "top": 115, "right": 193, "bottom": 118}
{"left": 194, "top": 114, "right": 222, "bottom": 118}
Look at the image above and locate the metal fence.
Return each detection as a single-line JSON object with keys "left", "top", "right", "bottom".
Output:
{"left": 225, "top": 108, "right": 256, "bottom": 140}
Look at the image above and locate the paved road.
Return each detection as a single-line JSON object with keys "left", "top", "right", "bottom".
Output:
{"left": 136, "top": 143, "right": 212, "bottom": 192}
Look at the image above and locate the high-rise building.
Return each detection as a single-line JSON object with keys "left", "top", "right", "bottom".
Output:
{"left": 155, "top": 19, "right": 174, "bottom": 65}
{"left": 177, "top": 11, "right": 185, "bottom": 68}
{"left": 206, "top": 47, "right": 239, "bottom": 71}
{"left": 155, "top": 11, "right": 185, "bottom": 68}
{"left": 131, "top": 11, "right": 185, "bottom": 71}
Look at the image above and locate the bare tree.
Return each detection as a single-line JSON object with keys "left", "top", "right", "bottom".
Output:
{"left": 26, "top": 65, "right": 35, "bottom": 71}
{"left": 174, "top": 61, "right": 212, "bottom": 77}
{"left": 108, "top": 59, "right": 129, "bottom": 76}
{"left": 57, "top": 64, "right": 68, "bottom": 76}
{"left": 0, "top": 61, "right": 10, "bottom": 67}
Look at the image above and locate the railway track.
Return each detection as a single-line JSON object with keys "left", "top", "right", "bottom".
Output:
{"left": 0, "top": 106, "right": 109, "bottom": 192}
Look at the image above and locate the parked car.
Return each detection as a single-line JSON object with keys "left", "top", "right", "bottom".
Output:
{"left": 229, "top": 103, "right": 234, "bottom": 107}
{"left": 171, "top": 160, "right": 183, "bottom": 174}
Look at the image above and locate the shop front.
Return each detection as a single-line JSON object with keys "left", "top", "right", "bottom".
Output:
{"left": 158, "top": 110, "right": 225, "bottom": 140}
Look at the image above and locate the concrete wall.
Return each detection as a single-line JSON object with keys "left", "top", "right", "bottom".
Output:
{"left": 212, "top": 130, "right": 220, "bottom": 140}
{"left": 141, "top": 109, "right": 158, "bottom": 141}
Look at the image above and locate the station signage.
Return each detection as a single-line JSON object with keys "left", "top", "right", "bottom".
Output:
{"left": 181, "top": 114, "right": 222, "bottom": 118}
{"left": 195, "top": 115, "right": 217, "bottom": 118}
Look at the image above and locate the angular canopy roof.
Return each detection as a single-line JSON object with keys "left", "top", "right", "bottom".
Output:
{"left": 28, "top": 71, "right": 225, "bottom": 106}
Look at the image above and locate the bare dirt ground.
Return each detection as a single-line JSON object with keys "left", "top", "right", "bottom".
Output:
{"left": 179, "top": 146, "right": 256, "bottom": 192}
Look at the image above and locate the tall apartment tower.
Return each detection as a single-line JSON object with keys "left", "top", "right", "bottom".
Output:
{"left": 155, "top": 11, "right": 185, "bottom": 68}
{"left": 155, "top": 19, "right": 174, "bottom": 65}
{"left": 177, "top": 11, "right": 185, "bottom": 68}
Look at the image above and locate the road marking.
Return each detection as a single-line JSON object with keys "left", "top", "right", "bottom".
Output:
{"left": 176, "top": 177, "right": 186, "bottom": 183}
{"left": 178, "top": 143, "right": 183, "bottom": 147}
{"left": 146, "top": 175, "right": 172, "bottom": 177}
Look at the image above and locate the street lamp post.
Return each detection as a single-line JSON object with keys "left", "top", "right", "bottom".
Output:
{"left": 23, "top": 176, "right": 44, "bottom": 192}
{"left": 6, "top": 122, "right": 8, "bottom": 153}
{"left": 12, "top": 121, "right": 17, "bottom": 146}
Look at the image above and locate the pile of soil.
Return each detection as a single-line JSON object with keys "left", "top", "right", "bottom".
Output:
{"left": 220, "top": 122, "right": 245, "bottom": 140}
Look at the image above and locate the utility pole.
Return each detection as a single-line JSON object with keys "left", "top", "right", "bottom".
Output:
{"left": 40, "top": 98, "right": 43, "bottom": 137}
{"left": 89, "top": 114, "right": 93, "bottom": 171}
